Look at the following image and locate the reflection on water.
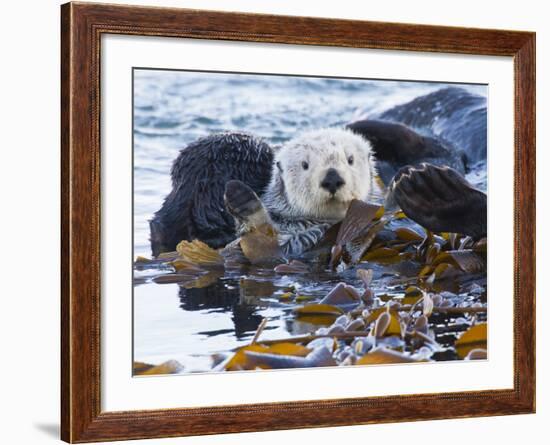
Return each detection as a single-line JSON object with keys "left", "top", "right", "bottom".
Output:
{"left": 134, "top": 264, "right": 354, "bottom": 372}
{"left": 133, "top": 69, "right": 487, "bottom": 373}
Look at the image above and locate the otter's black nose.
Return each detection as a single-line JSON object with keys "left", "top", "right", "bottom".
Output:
{"left": 321, "top": 168, "right": 345, "bottom": 194}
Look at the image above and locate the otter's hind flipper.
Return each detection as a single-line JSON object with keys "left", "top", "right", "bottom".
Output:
{"left": 387, "top": 163, "right": 487, "bottom": 239}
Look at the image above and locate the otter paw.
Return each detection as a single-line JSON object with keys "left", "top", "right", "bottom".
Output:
{"left": 224, "top": 180, "right": 264, "bottom": 222}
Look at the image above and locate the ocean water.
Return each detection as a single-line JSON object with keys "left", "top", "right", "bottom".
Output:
{"left": 133, "top": 69, "right": 487, "bottom": 372}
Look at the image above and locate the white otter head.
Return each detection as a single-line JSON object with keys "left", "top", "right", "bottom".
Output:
{"left": 267, "top": 128, "right": 376, "bottom": 221}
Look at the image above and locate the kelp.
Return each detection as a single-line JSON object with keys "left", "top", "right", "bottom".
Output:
{"left": 356, "top": 348, "right": 424, "bottom": 365}
{"left": 133, "top": 360, "right": 183, "bottom": 376}
{"left": 319, "top": 282, "right": 361, "bottom": 305}
{"left": 222, "top": 342, "right": 313, "bottom": 371}
{"left": 274, "top": 260, "right": 309, "bottom": 274}
{"left": 294, "top": 304, "right": 345, "bottom": 317}
{"left": 243, "top": 346, "right": 336, "bottom": 369}
{"left": 239, "top": 223, "right": 283, "bottom": 264}
{"left": 176, "top": 239, "right": 224, "bottom": 266}
{"left": 455, "top": 323, "right": 487, "bottom": 359}
{"left": 329, "top": 200, "right": 386, "bottom": 268}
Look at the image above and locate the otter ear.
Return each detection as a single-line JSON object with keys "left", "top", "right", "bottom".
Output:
{"left": 276, "top": 161, "right": 283, "bottom": 172}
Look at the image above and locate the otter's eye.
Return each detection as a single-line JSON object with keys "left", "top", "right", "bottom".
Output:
{"left": 348, "top": 155, "right": 354, "bottom": 166}
{"left": 302, "top": 161, "right": 309, "bottom": 170}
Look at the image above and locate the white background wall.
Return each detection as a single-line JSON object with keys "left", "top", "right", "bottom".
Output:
{"left": 0, "top": 0, "right": 545, "bottom": 444}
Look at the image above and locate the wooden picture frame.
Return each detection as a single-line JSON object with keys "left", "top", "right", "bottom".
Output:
{"left": 61, "top": 2, "right": 535, "bottom": 442}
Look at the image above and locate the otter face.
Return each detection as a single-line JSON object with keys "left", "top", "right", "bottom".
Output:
{"left": 274, "top": 128, "right": 375, "bottom": 221}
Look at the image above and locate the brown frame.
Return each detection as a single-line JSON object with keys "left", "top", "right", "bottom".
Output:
{"left": 61, "top": 1, "right": 536, "bottom": 442}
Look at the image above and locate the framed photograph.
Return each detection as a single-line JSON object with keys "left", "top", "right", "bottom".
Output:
{"left": 61, "top": 2, "right": 535, "bottom": 442}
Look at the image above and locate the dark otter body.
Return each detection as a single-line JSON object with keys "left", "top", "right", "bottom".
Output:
{"left": 149, "top": 132, "right": 273, "bottom": 257}
{"left": 348, "top": 87, "right": 486, "bottom": 184}
{"left": 377, "top": 86, "right": 487, "bottom": 163}
{"left": 347, "top": 119, "right": 468, "bottom": 185}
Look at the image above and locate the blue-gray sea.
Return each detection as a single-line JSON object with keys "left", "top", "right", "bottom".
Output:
{"left": 133, "top": 69, "right": 487, "bottom": 372}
